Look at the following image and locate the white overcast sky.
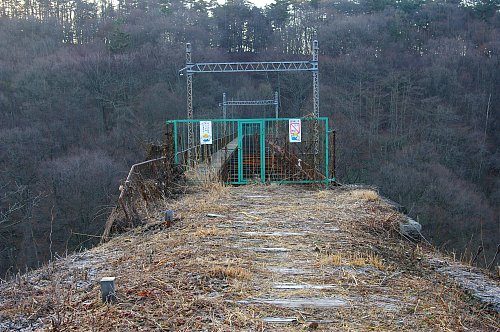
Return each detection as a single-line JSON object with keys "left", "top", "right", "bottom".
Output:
{"left": 248, "top": 0, "right": 274, "bottom": 8}
{"left": 218, "top": 0, "right": 275, "bottom": 8}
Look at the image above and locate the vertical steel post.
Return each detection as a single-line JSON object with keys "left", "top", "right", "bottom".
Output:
{"left": 332, "top": 130, "right": 336, "bottom": 182}
{"left": 260, "top": 120, "right": 265, "bottom": 183}
{"left": 186, "top": 43, "right": 193, "bottom": 165}
{"left": 274, "top": 91, "right": 279, "bottom": 140}
{"left": 312, "top": 40, "right": 320, "bottom": 173}
{"left": 237, "top": 122, "right": 243, "bottom": 183}
{"left": 173, "top": 121, "right": 178, "bottom": 164}
{"left": 274, "top": 91, "right": 279, "bottom": 119}
{"left": 223, "top": 92, "right": 227, "bottom": 120}
{"left": 325, "top": 118, "right": 329, "bottom": 185}
{"left": 312, "top": 40, "right": 319, "bottom": 118}
{"left": 222, "top": 93, "right": 227, "bottom": 144}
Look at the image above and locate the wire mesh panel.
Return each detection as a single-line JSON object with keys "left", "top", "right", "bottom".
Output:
{"left": 167, "top": 118, "right": 332, "bottom": 185}
{"left": 239, "top": 122, "right": 263, "bottom": 183}
{"left": 171, "top": 120, "right": 237, "bottom": 165}
{"left": 263, "top": 118, "right": 328, "bottom": 183}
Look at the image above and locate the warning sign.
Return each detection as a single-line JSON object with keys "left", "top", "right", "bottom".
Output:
{"left": 200, "top": 121, "right": 213, "bottom": 145}
{"left": 289, "top": 119, "right": 301, "bottom": 143}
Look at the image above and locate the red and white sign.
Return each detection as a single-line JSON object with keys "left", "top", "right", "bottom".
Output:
{"left": 289, "top": 119, "right": 301, "bottom": 143}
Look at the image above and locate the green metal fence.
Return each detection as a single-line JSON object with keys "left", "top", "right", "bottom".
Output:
{"left": 166, "top": 118, "right": 334, "bottom": 185}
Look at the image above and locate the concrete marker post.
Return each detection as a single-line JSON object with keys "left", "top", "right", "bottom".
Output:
{"left": 164, "top": 210, "right": 174, "bottom": 227}
{"left": 100, "top": 277, "right": 117, "bottom": 304}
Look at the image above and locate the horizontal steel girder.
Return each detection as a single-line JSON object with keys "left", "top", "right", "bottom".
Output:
{"left": 183, "top": 61, "right": 317, "bottom": 73}
{"left": 224, "top": 100, "right": 277, "bottom": 106}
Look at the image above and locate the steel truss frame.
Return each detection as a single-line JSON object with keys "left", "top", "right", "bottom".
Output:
{"left": 185, "top": 61, "right": 315, "bottom": 73}
{"left": 179, "top": 40, "right": 320, "bottom": 167}
{"left": 222, "top": 92, "right": 279, "bottom": 119}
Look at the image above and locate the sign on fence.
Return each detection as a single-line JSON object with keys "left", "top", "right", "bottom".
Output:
{"left": 200, "top": 121, "right": 213, "bottom": 145}
{"left": 289, "top": 119, "right": 301, "bottom": 143}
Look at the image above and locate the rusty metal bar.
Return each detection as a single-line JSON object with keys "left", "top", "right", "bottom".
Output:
{"left": 118, "top": 156, "right": 169, "bottom": 225}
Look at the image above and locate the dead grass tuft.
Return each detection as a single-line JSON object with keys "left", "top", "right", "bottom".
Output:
{"left": 350, "top": 189, "right": 380, "bottom": 202}
{"left": 196, "top": 178, "right": 229, "bottom": 195}
{"left": 209, "top": 266, "right": 251, "bottom": 280}
{"left": 176, "top": 183, "right": 231, "bottom": 217}
{"left": 315, "top": 190, "right": 329, "bottom": 199}
{"left": 319, "top": 254, "right": 343, "bottom": 266}
{"left": 350, "top": 252, "right": 386, "bottom": 270}
{"left": 318, "top": 252, "right": 386, "bottom": 271}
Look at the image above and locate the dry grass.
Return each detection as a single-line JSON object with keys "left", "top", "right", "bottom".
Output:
{"left": 1, "top": 185, "right": 498, "bottom": 332}
{"left": 209, "top": 266, "right": 251, "bottom": 280}
{"left": 315, "top": 190, "right": 329, "bottom": 199}
{"left": 198, "top": 178, "right": 229, "bottom": 194}
{"left": 184, "top": 163, "right": 223, "bottom": 186}
{"left": 350, "top": 189, "right": 380, "bottom": 201}
{"left": 195, "top": 226, "right": 228, "bottom": 237}
{"left": 319, "top": 254, "right": 343, "bottom": 266}
{"left": 178, "top": 182, "right": 231, "bottom": 215}
{"left": 318, "top": 252, "right": 386, "bottom": 271}
{"left": 350, "top": 252, "right": 386, "bottom": 270}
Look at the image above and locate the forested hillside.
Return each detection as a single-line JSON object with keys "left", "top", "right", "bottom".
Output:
{"left": 0, "top": 0, "right": 498, "bottom": 276}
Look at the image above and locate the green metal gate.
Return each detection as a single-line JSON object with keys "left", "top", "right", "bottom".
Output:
{"left": 167, "top": 118, "right": 334, "bottom": 185}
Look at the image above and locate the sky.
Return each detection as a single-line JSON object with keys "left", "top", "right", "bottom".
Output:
{"left": 218, "top": 0, "right": 275, "bottom": 8}
{"left": 247, "top": 0, "right": 274, "bottom": 7}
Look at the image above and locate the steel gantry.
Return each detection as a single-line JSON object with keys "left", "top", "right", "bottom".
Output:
{"left": 222, "top": 92, "right": 279, "bottom": 119}
{"left": 179, "top": 40, "right": 320, "bottom": 166}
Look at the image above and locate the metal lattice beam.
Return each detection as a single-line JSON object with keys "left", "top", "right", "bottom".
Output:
{"left": 181, "top": 41, "right": 320, "bottom": 167}
{"left": 182, "top": 61, "right": 317, "bottom": 74}
{"left": 224, "top": 100, "right": 276, "bottom": 106}
{"left": 222, "top": 92, "right": 279, "bottom": 119}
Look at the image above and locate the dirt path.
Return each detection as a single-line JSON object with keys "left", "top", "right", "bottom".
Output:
{"left": 1, "top": 185, "right": 498, "bottom": 331}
